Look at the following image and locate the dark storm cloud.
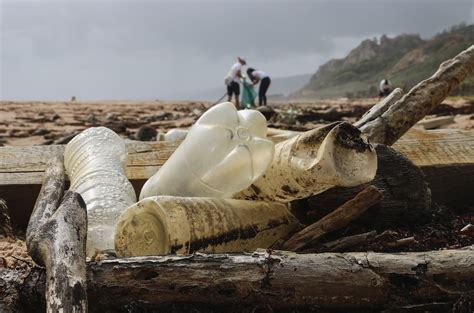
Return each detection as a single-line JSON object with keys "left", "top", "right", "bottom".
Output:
{"left": 1, "top": 0, "right": 473, "bottom": 100}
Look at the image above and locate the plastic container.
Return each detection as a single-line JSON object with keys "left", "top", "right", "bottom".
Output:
{"left": 139, "top": 102, "right": 274, "bottom": 199}
{"left": 164, "top": 128, "right": 188, "bottom": 142}
{"left": 115, "top": 196, "right": 298, "bottom": 256}
{"left": 64, "top": 127, "right": 137, "bottom": 257}
{"left": 235, "top": 122, "right": 377, "bottom": 202}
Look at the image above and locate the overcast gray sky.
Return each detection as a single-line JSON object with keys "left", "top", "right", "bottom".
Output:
{"left": 1, "top": 0, "right": 473, "bottom": 101}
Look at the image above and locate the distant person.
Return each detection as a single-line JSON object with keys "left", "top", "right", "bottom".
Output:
{"left": 379, "top": 79, "right": 392, "bottom": 98}
{"left": 247, "top": 68, "right": 271, "bottom": 106}
{"left": 225, "top": 57, "right": 246, "bottom": 109}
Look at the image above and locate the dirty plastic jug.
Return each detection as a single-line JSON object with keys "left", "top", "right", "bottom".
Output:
{"left": 64, "top": 126, "right": 137, "bottom": 257}
{"left": 235, "top": 122, "right": 377, "bottom": 202}
{"left": 115, "top": 196, "right": 298, "bottom": 256}
{"left": 139, "top": 102, "right": 275, "bottom": 199}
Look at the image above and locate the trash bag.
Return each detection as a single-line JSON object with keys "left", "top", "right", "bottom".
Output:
{"left": 241, "top": 78, "right": 257, "bottom": 109}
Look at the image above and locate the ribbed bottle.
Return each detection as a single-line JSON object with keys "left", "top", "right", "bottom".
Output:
{"left": 64, "top": 126, "right": 137, "bottom": 257}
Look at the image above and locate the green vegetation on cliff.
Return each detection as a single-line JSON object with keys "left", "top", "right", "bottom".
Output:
{"left": 296, "top": 24, "right": 474, "bottom": 99}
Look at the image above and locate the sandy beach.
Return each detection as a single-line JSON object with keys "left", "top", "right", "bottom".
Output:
{"left": 1, "top": 97, "right": 472, "bottom": 146}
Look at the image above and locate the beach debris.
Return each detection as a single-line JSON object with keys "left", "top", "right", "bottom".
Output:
{"left": 136, "top": 125, "right": 157, "bottom": 141}
{"left": 235, "top": 122, "right": 377, "bottom": 202}
{"left": 31, "top": 128, "right": 50, "bottom": 136}
{"left": 417, "top": 115, "right": 454, "bottom": 129}
{"left": 115, "top": 196, "right": 298, "bottom": 257}
{"left": 64, "top": 127, "right": 136, "bottom": 257}
{"left": 54, "top": 131, "right": 79, "bottom": 144}
{"left": 320, "top": 230, "right": 378, "bottom": 252}
{"left": 256, "top": 105, "right": 276, "bottom": 120}
{"left": 106, "top": 112, "right": 117, "bottom": 122}
{"left": 385, "top": 236, "right": 416, "bottom": 248}
{"left": 163, "top": 128, "right": 188, "bottom": 141}
{"left": 139, "top": 102, "right": 274, "bottom": 199}
{"left": 144, "top": 112, "right": 173, "bottom": 122}
{"left": 282, "top": 185, "right": 382, "bottom": 251}
{"left": 460, "top": 223, "right": 473, "bottom": 235}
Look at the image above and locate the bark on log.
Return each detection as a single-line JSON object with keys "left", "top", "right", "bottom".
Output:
{"left": 294, "top": 144, "right": 432, "bottom": 229}
{"left": 3, "top": 248, "right": 473, "bottom": 312}
{"left": 282, "top": 186, "right": 382, "bottom": 251}
{"left": 26, "top": 156, "right": 88, "bottom": 313}
{"left": 360, "top": 45, "right": 474, "bottom": 145}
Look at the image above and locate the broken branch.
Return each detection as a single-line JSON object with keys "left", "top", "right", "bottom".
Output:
{"left": 282, "top": 185, "right": 383, "bottom": 251}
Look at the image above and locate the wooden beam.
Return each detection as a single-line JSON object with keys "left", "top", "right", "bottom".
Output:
{"left": 393, "top": 128, "right": 474, "bottom": 206}
{"left": 0, "top": 128, "right": 471, "bottom": 186}
{"left": 0, "top": 140, "right": 179, "bottom": 185}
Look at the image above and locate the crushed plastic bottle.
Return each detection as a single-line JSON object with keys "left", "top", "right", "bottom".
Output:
{"left": 235, "top": 122, "right": 377, "bottom": 202}
{"left": 64, "top": 126, "right": 137, "bottom": 257}
{"left": 139, "top": 102, "right": 275, "bottom": 199}
{"left": 115, "top": 196, "right": 298, "bottom": 256}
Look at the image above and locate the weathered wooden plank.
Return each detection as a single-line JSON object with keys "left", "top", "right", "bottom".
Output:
{"left": 392, "top": 128, "right": 473, "bottom": 166}
{"left": 0, "top": 141, "right": 179, "bottom": 184}
{"left": 1, "top": 128, "right": 471, "bottom": 186}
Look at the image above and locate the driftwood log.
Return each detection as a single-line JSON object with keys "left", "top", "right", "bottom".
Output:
{"left": 282, "top": 186, "right": 382, "bottom": 251}
{"left": 360, "top": 45, "right": 474, "bottom": 145}
{"left": 25, "top": 156, "right": 88, "bottom": 313}
{"left": 2, "top": 248, "right": 473, "bottom": 312}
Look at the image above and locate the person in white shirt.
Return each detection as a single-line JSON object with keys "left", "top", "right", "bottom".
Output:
{"left": 379, "top": 79, "right": 392, "bottom": 98}
{"left": 247, "top": 68, "right": 271, "bottom": 106}
{"left": 224, "top": 57, "right": 246, "bottom": 109}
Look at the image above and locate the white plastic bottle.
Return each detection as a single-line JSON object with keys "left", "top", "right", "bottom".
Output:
{"left": 139, "top": 102, "right": 274, "bottom": 199}
{"left": 164, "top": 128, "right": 188, "bottom": 141}
{"left": 64, "top": 126, "right": 137, "bottom": 257}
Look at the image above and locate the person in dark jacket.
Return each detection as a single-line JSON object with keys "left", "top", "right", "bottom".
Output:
{"left": 379, "top": 79, "right": 392, "bottom": 98}
{"left": 247, "top": 67, "right": 271, "bottom": 106}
